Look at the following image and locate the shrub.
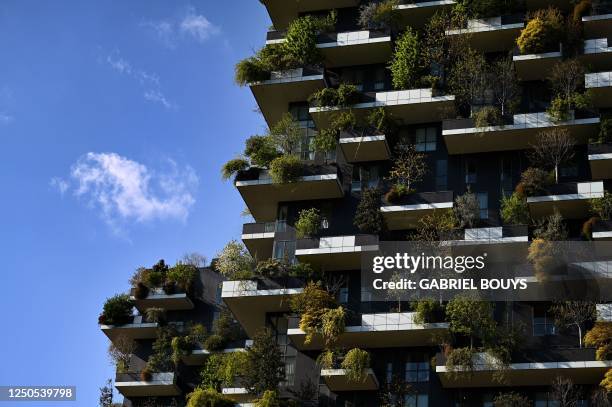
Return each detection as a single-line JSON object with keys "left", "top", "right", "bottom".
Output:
{"left": 244, "top": 328, "right": 285, "bottom": 395}
{"left": 167, "top": 263, "right": 197, "bottom": 293}
{"left": 384, "top": 184, "right": 411, "bottom": 204}
{"left": 245, "top": 136, "right": 279, "bottom": 167}
{"left": 500, "top": 192, "right": 529, "bottom": 225}
{"left": 454, "top": 190, "right": 480, "bottom": 228}
{"left": 591, "top": 191, "right": 612, "bottom": 220}
{"left": 584, "top": 322, "right": 612, "bottom": 361}
{"left": 211, "top": 311, "right": 240, "bottom": 342}
{"left": 288, "top": 262, "right": 321, "bottom": 282}
{"left": 187, "top": 388, "right": 235, "bottom": 407}
{"left": 517, "top": 7, "right": 564, "bottom": 54}
{"left": 389, "top": 28, "right": 420, "bottom": 90}
{"left": 341, "top": 348, "right": 370, "bottom": 382}
{"left": 533, "top": 211, "right": 568, "bottom": 241}
{"left": 313, "top": 129, "right": 337, "bottom": 153}
{"left": 321, "top": 306, "right": 346, "bottom": 347}
{"left": 332, "top": 110, "right": 357, "bottom": 132}
{"left": 446, "top": 296, "right": 496, "bottom": 348}
{"left": 256, "top": 390, "right": 281, "bottom": 407}
{"left": 269, "top": 155, "right": 302, "bottom": 184}
{"left": 145, "top": 270, "right": 164, "bottom": 287}
{"left": 221, "top": 158, "right": 249, "bottom": 180}
{"left": 255, "top": 258, "right": 285, "bottom": 278}
{"left": 235, "top": 57, "right": 270, "bottom": 86}
{"left": 171, "top": 336, "right": 192, "bottom": 366}
{"left": 473, "top": 106, "right": 502, "bottom": 128}
{"left": 528, "top": 239, "right": 555, "bottom": 282}
{"left": 445, "top": 347, "right": 476, "bottom": 374}
{"left": 146, "top": 327, "right": 175, "bottom": 372}
{"left": 145, "top": 307, "right": 166, "bottom": 325}
{"left": 101, "top": 294, "right": 133, "bottom": 325}
{"left": 284, "top": 15, "right": 328, "bottom": 66}
{"left": 309, "top": 87, "right": 339, "bottom": 107}
{"left": 290, "top": 282, "right": 337, "bottom": 345}
{"left": 163, "top": 280, "right": 176, "bottom": 295}
{"left": 601, "top": 369, "right": 612, "bottom": 392}
{"left": 358, "top": 0, "right": 400, "bottom": 29}
{"left": 593, "top": 118, "right": 612, "bottom": 143}
{"left": 516, "top": 168, "right": 552, "bottom": 197}
{"left": 295, "top": 208, "right": 322, "bottom": 239}
{"left": 456, "top": 0, "right": 508, "bottom": 18}
{"left": 493, "top": 392, "right": 531, "bottom": 407}
{"left": 354, "top": 188, "right": 386, "bottom": 234}
{"left": 413, "top": 298, "right": 444, "bottom": 324}
{"left": 337, "top": 83, "right": 360, "bottom": 106}
{"left": 367, "top": 107, "right": 392, "bottom": 133}
{"left": 317, "top": 349, "right": 337, "bottom": 369}
{"left": 215, "top": 240, "right": 254, "bottom": 280}
{"left": 133, "top": 282, "right": 149, "bottom": 299}
{"left": 204, "top": 334, "right": 226, "bottom": 352}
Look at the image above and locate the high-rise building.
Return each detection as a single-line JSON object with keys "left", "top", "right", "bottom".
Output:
{"left": 101, "top": 1, "right": 612, "bottom": 405}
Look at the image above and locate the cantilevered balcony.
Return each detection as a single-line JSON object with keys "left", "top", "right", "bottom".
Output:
{"left": 395, "top": 0, "right": 456, "bottom": 28}
{"left": 586, "top": 71, "right": 612, "bottom": 107}
{"left": 222, "top": 279, "right": 303, "bottom": 337}
{"left": 288, "top": 312, "right": 449, "bottom": 350}
{"left": 583, "top": 9, "right": 612, "bottom": 38}
{"left": 183, "top": 340, "right": 253, "bottom": 366}
{"left": 445, "top": 15, "right": 524, "bottom": 52}
{"left": 436, "top": 349, "right": 612, "bottom": 388}
{"left": 593, "top": 220, "right": 612, "bottom": 240}
{"left": 241, "top": 221, "right": 288, "bottom": 259}
{"left": 266, "top": 29, "right": 392, "bottom": 68}
{"left": 294, "top": 235, "right": 379, "bottom": 271}
{"left": 513, "top": 44, "right": 563, "bottom": 81}
{"left": 100, "top": 315, "right": 159, "bottom": 340}
{"left": 442, "top": 111, "right": 600, "bottom": 155}
{"left": 310, "top": 88, "right": 455, "bottom": 129}
{"left": 249, "top": 66, "right": 327, "bottom": 127}
{"left": 381, "top": 191, "right": 454, "bottom": 230}
{"left": 235, "top": 165, "right": 344, "bottom": 222}
{"left": 526, "top": 181, "right": 604, "bottom": 219}
{"left": 321, "top": 368, "right": 379, "bottom": 391}
{"left": 339, "top": 130, "right": 390, "bottom": 162}
{"left": 445, "top": 225, "right": 529, "bottom": 257}
{"left": 115, "top": 372, "right": 180, "bottom": 397}
{"left": 597, "top": 303, "right": 612, "bottom": 321}
{"left": 589, "top": 143, "right": 612, "bottom": 180}
{"left": 581, "top": 38, "right": 612, "bottom": 71}
{"left": 130, "top": 288, "right": 194, "bottom": 312}
{"left": 260, "top": 0, "right": 359, "bottom": 30}
{"left": 222, "top": 386, "right": 253, "bottom": 403}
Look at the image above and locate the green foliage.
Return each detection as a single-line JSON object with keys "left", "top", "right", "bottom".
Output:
{"left": 593, "top": 118, "right": 612, "bottom": 143}
{"left": 244, "top": 329, "right": 285, "bottom": 395}
{"left": 517, "top": 7, "right": 564, "bottom": 54}
{"left": 500, "top": 192, "right": 530, "bottom": 225}
{"left": 269, "top": 155, "right": 303, "bottom": 184}
{"left": 234, "top": 57, "right": 270, "bottom": 86}
{"left": 295, "top": 208, "right": 322, "bottom": 239}
{"left": 413, "top": 298, "right": 444, "bottom": 324}
{"left": 317, "top": 349, "right": 337, "bottom": 369}
{"left": 354, "top": 188, "right": 386, "bottom": 235}
{"left": 256, "top": 390, "right": 281, "bottom": 407}
{"left": 473, "top": 106, "right": 502, "bottom": 128}
{"left": 445, "top": 346, "right": 476, "bottom": 374}
{"left": 167, "top": 263, "right": 197, "bottom": 293}
{"left": 290, "top": 282, "right": 337, "bottom": 345}
{"left": 287, "top": 262, "right": 321, "bottom": 282}
{"left": 147, "top": 327, "right": 175, "bottom": 372}
{"left": 584, "top": 322, "right": 612, "bottom": 361}
{"left": 341, "top": 348, "right": 370, "bottom": 382}
{"left": 308, "top": 84, "right": 359, "bottom": 107}
{"left": 448, "top": 47, "right": 487, "bottom": 110}
{"left": 454, "top": 190, "right": 480, "bottom": 228}
{"left": 313, "top": 129, "right": 337, "bottom": 153}
{"left": 245, "top": 136, "right": 280, "bottom": 167}
{"left": 321, "top": 306, "right": 346, "bottom": 347}
{"left": 171, "top": 336, "right": 192, "bottom": 366}
{"left": 388, "top": 28, "right": 420, "bottom": 90}
{"left": 145, "top": 307, "right": 166, "bottom": 325}
{"left": 268, "top": 113, "right": 303, "bottom": 156}
{"left": 367, "top": 107, "right": 392, "bottom": 133}
{"left": 200, "top": 352, "right": 249, "bottom": 391}
{"left": 358, "top": 0, "right": 400, "bottom": 29}
{"left": 255, "top": 258, "right": 285, "bottom": 278}
{"left": 493, "top": 392, "right": 531, "bottom": 407}
{"left": 387, "top": 143, "right": 426, "bottom": 191}
{"left": 187, "top": 388, "right": 235, "bottom": 407}
{"left": 602, "top": 369, "right": 612, "bottom": 393}
{"left": 591, "top": 191, "right": 612, "bottom": 220}
{"left": 533, "top": 211, "right": 568, "bottom": 241}
{"left": 284, "top": 14, "right": 334, "bottom": 66}
{"left": 332, "top": 110, "right": 357, "bottom": 131}
{"left": 446, "top": 296, "right": 496, "bottom": 348}
{"left": 215, "top": 240, "right": 254, "bottom": 280}
{"left": 455, "top": 0, "right": 508, "bottom": 18}
{"left": 203, "top": 334, "right": 226, "bottom": 352}
{"left": 221, "top": 158, "right": 249, "bottom": 180}
{"left": 547, "top": 93, "right": 591, "bottom": 123}
{"left": 515, "top": 167, "right": 552, "bottom": 197}
{"left": 133, "top": 282, "right": 149, "bottom": 300}
{"left": 384, "top": 183, "right": 412, "bottom": 204}
{"left": 100, "top": 294, "right": 133, "bottom": 325}
{"left": 337, "top": 83, "right": 359, "bottom": 106}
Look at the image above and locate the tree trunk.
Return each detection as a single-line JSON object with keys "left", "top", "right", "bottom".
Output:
{"left": 578, "top": 325, "right": 582, "bottom": 348}
{"left": 555, "top": 165, "right": 559, "bottom": 183}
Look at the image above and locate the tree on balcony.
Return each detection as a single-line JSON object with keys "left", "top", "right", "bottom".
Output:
{"left": 354, "top": 188, "right": 386, "bottom": 235}
{"left": 591, "top": 191, "right": 612, "bottom": 220}
{"left": 547, "top": 59, "right": 591, "bottom": 123}
{"left": 446, "top": 296, "right": 496, "bottom": 349}
{"left": 551, "top": 376, "right": 579, "bottom": 407}
{"left": 244, "top": 328, "right": 285, "bottom": 396}
{"left": 500, "top": 192, "right": 530, "bottom": 225}
{"left": 449, "top": 48, "right": 487, "bottom": 116}
{"left": 516, "top": 7, "right": 564, "bottom": 55}
{"left": 492, "top": 391, "right": 531, "bottom": 407}
{"left": 515, "top": 167, "right": 553, "bottom": 197}
{"left": 378, "top": 375, "right": 415, "bottom": 407}
{"left": 389, "top": 27, "right": 420, "bottom": 90}
{"left": 341, "top": 348, "right": 371, "bottom": 383}
{"left": 584, "top": 322, "right": 612, "bottom": 361}
{"left": 215, "top": 240, "right": 254, "bottom": 280}
{"left": 529, "top": 128, "right": 575, "bottom": 183}
{"left": 385, "top": 143, "right": 427, "bottom": 203}
{"left": 550, "top": 301, "right": 596, "bottom": 347}
{"left": 290, "top": 282, "right": 342, "bottom": 345}
{"left": 99, "top": 294, "right": 133, "bottom": 326}
{"left": 454, "top": 189, "right": 480, "bottom": 228}
{"left": 295, "top": 208, "right": 322, "bottom": 239}
{"left": 491, "top": 57, "right": 520, "bottom": 119}
{"left": 358, "top": 0, "right": 400, "bottom": 30}
{"left": 200, "top": 351, "right": 248, "bottom": 392}
{"left": 186, "top": 388, "right": 235, "bottom": 407}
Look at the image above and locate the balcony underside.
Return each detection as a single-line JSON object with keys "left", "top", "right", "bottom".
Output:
{"left": 236, "top": 176, "right": 344, "bottom": 222}
{"left": 242, "top": 234, "right": 275, "bottom": 259}
{"left": 588, "top": 85, "right": 612, "bottom": 108}
{"left": 319, "top": 40, "right": 392, "bottom": 68}
{"left": 381, "top": 204, "right": 453, "bottom": 230}
{"left": 583, "top": 14, "right": 612, "bottom": 38}
{"left": 115, "top": 375, "right": 180, "bottom": 397}
{"left": 436, "top": 361, "right": 612, "bottom": 388}
{"left": 250, "top": 75, "right": 326, "bottom": 128}
{"left": 526, "top": 0, "right": 570, "bottom": 10}
{"left": 261, "top": 0, "right": 359, "bottom": 29}
{"left": 287, "top": 324, "right": 448, "bottom": 350}
{"left": 513, "top": 52, "right": 563, "bottom": 81}
{"left": 395, "top": 1, "right": 456, "bottom": 28}
{"left": 339, "top": 135, "right": 390, "bottom": 162}
{"left": 590, "top": 154, "right": 612, "bottom": 180}
{"left": 321, "top": 368, "right": 379, "bottom": 391}
{"left": 100, "top": 323, "right": 158, "bottom": 340}
{"left": 527, "top": 196, "right": 599, "bottom": 219}
{"left": 132, "top": 293, "right": 194, "bottom": 312}
{"left": 443, "top": 119, "right": 599, "bottom": 155}
{"left": 446, "top": 25, "right": 523, "bottom": 53}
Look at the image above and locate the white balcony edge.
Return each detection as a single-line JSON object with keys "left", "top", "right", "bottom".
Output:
{"left": 380, "top": 202, "right": 453, "bottom": 212}
{"left": 241, "top": 232, "right": 275, "bottom": 240}
{"left": 310, "top": 94, "right": 455, "bottom": 114}
{"left": 235, "top": 173, "right": 339, "bottom": 187}
{"left": 249, "top": 74, "right": 324, "bottom": 87}
{"left": 396, "top": 0, "right": 455, "bottom": 10}
{"left": 340, "top": 135, "right": 386, "bottom": 143}
{"left": 446, "top": 22, "right": 523, "bottom": 36}
{"left": 295, "top": 244, "right": 379, "bottom": 256}
{"left": 589, "top": 153, "right": 612, "bottom": 161}
{"left": 594, "top": 231, "right": 612, "bottom": 239}
{"left": 513, "top": 50, "right": 562, "bottom": 61}
{"left": 443, "top": 116, "right": 599, "bottom": 136}
{"left": 582, "top": 13, "right": 612, "bottom": 22}
{"left": 436, "top": 360, "right": 612, "bottom": 373}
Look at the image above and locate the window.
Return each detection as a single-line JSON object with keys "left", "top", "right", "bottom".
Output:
{"left": 342, "top": 68, "right": 365, "bottom": 92}
{"left": 338, "top": 287, "right": 348, "bottom": 304}
{"left": 415, "top": 127, "right": 436, "bottom": 152}
{"left": 500, "top": 157, "right": 513, "bottom": 195}
{"left": 465, "top": 160, "right": 477, "bottom": 184}
{"left": 405, "top": 361, "right": 429, "bottom": 382}
{"left": 273, "top": 240, "right": 296, "bottom": 264}
{"left": 534, "top": 392, "right": 560, "bottom": 407}
{"left": 352, "top": 165, "right": 380, "bottom": 192}
{"left": 268, "top": 316, "right": 296, "bottom": 387}
{"left": 533, "top": 307, "right": 556, "bottom": 336}
{"left": 559, "top": 164, "right": 578, "bottom": 178}
{"left": 404, "top": 394, "right": 429, "bottom": 407}
{"left": 477, "top": 192, "right": 488, "bottom": 219}
{"left": 374, "top": 67, "right": 385, "bottom": 90}
{"left": 289, "top": 103, "right": 317, "bottom": 160}
{"left": 386, "top": 362, "right": 393, "bottom": 383}
{"left": 436, "top": 160, "right": 448, "bottom": 191}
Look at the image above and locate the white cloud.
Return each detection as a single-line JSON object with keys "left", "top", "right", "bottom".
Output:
{"left": 140, "top": 20, "right": 176, "bottom": 48}
{"left": 56, "top": 152, "right": 198, "bottom": 229}
{"left": 144, "top": 90, "right": 176, "bottom": 110}
{"left": 50, "top": 177, "right": 69, "bottom": 195}
{"left": 180, "top": 11, "right": 220, "bottom": 43}
{"left": 141, "top": 7, "right": 219, "bottom": 47}
{"left": 0, "top": 112, "right": 13, "bottom": 124}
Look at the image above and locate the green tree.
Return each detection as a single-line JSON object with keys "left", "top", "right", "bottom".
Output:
{"left": 354, "top": 188, "right": 386, "bottom": 235}
{"left": 388, "top": 28, "right": 420, "bottom": 90}
{"left": 243, "top": 329, "right": 285, "bottom": 396}
{"left": 446, "top": 296, "right": 496, "bottom": 348}
{"left": 550, "top": 301, "right": 596, "bottom": 348}
{"left": 215, "top": 240, "right": 254, "bottom": 280}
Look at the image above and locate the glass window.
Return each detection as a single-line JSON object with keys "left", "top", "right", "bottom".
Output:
{"left": 352, "top": 165, "right": 380, "bottom": 192}
{"left": 405, "top": 394, "right": 429, "bottom": 407}
{"left": 533, "top": 307, "right": 556, "bottom": 336}
{"left": 386, "top": 362, "right": 393, "bottom": 383}
{"left": 374, "top": 67, "right": 385, "bottom": 90}
{"left": 415, "top": 127, "right": 436, "bottom": 152}
{"left": 465, "top": 160, "right": 477, "bottom": 184}
{"left": 477, "top": 192, "right": 488, "bottom": 219}
{"left": 273, "top": 240, "right": 296, "bottom": 264}
{"left": 500, "top": 157, "right": 513, "bottom": 195}
{"left": 405, "top": 361, "right": 429, "bottom": 382}
{"left": 436, "top": 160, "right": 448, "bottom": 191}
{"left": 338, "top": 287, "right": 349, "bottom": 304}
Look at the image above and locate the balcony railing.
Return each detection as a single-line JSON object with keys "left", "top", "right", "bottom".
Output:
{"left": 266, "top": 29, "right": 390, "bottom": 45}
{"left": 242, "top": 220, "right": 287, "bottom": 235}
{"left": 295, "top": 234, "right": 379, "bottom": 251}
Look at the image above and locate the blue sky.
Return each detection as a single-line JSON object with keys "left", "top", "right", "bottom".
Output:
{"left": 0, "top": 1, "right": 269, "bottom": 405}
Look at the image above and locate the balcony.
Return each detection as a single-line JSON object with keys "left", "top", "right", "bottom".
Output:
{"left": 222, "top": 279, "right": 303, "bottom": 337}
{"left": 436, "top": 349, "right": 612, "bottom": 388}
{"left": 294, "top": 235, "right": 379, "bottom": 271}
{"left": 586, "top": 71, "right": 612, "bottom": 108}
{"left": 442, "top": 111, "right": 600, "bottom": 155}
{"left": 287, "top": 312, "right": 449, "bottom": 350}
{"left": 513, "top": 45, "right": 563, "bottom": 81}
{"left": 597, "top": 303, "right": 612, "bottom": 321}
{"left": 114, "top": 372, "right": 180, "bottom": 397}
{"left": 249, "top": 67, "right": 327, "bottom": 127}
{"left": 526, "top": 181, "right": 604, "bottom": 219}
{"left": 583, "top": 9, "right": 612, "bottom": 39}
{"left": 235, "top": 165, "right": 344, "bottom": 222}
{"left": 445, "top": 225, "right": 529, "bottom": 257}
{"left": 222, "top": 387, "right": 253, "bottom": 403}
{"left": 100, "top": 315, "right": 159, "bottom": 340}
{"left": 589, "top": 143, "right": 612, "bottom": 180}
{"left": 395, "top": 0, "right": 456, "bottom": 28}
{"left": 130, "top": 288, "right": 193, "bottom": 312}
{"left": 310, "top": 88, "right": 455, "bottom": 129}
{"left": 380, "top": 191, "right": 454, "bottom": 230}
{"left": 183, "top": 340, "right": 253, "bottom": 366}
{"left": 241, "top": 221, "right": 288, "bottom": 259}
{"left": 446, "top": 15, "right": 524, "bottom": 52}
{"left": 581, "top": 38, "right": 612, "bottom": 71}
{"left": 526, "top": 0, "right": 571, "bottom": 11}
{"left": 339, "top": 130, "right": 390, "bottom": 163}
{"left": 260, "top": 0, "right": 360, "bottom": 30}
{"left": 593, "top": 220, "right": 612, "bottom": 240}
{"left": 266, "top": 29, "right": 392, "bottom": 68}
{"left": 320, "top": 368, "right": 379, "bottom": 391}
